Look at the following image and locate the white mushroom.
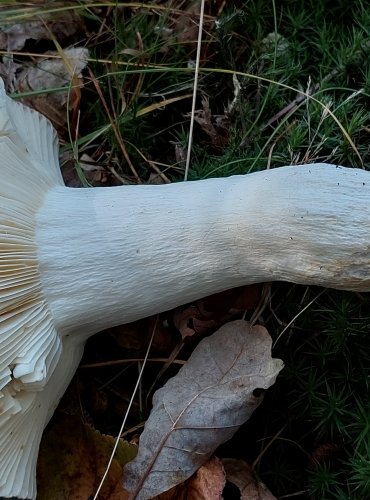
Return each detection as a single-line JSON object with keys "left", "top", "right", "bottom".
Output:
{"left": 1, "top": 79, "right": 370, "bottom": 498}
{"left": 0, "top": 80, "right": 84, "bottom": 499}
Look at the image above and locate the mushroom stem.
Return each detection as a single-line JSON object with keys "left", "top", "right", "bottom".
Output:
{"left": 36, "top": 163, "right": 370, "bottom": 343}
{"left": 2, "top": 73, "right": 370, "bottom": 498}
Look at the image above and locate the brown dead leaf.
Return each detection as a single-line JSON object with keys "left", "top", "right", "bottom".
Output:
{"left": 172, "top": 1, "right": 214, "bottom": 45}
{"left": 148, "top": 172, "right": 167, "bottom": 185}
{"left": 199, "top": 284, "right": 262, "bottom": 320}
{"left": 155, "top": 457, "right": 226, "bottom": 500}
{"left": 110, "top": 316, "right": 176, "bottom": 354}
{"left": 0, "top": 11, "right": 85, "bottom": 51}
{"left": 192, "top": 97, "right": 229, "bottom": 150}
{"left": 172, "top": 285, "right": 262, "bottom": 339}
{"left": 11, "top": 47, "right": 88, "bottom": 135}
{"left": 186, "top": 456, "right": 225, "bottom": 500}
{"left": 37, "top": 414, "right": 137, "bottom": 500}
{"left": 123, "top": 320, "right": 283, "bottom": 500}
{"left": 78, "top": 153, "right": 108, "bottom": 184}
{"left": 172, "top": 304, "right": 217, "bottom": 339}
{"left": 222, "top": 459, "right": 277, "bottom": 500}
{"left": 309, "top": 443, "right": 341, "bottom": 469}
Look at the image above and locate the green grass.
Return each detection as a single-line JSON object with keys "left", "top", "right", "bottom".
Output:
{"left": 2, "top": 1, "right": 370, "bottom": 498}
{"left": 253, "top": 287, "right": 370, "bottom": 498}
{"left": 31, "top": 0, "right": 367, "bottom": 184}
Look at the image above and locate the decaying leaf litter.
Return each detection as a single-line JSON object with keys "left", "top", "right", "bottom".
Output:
{"left": 1, "top": 2, "right": 370, "bottom": 499}
{"left": 123, "top": 321, "right": 283, "bottom": 499}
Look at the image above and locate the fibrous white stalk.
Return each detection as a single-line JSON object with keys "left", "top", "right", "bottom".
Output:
{"left": 37, "top": 163, "right": 370, "bottom": 343}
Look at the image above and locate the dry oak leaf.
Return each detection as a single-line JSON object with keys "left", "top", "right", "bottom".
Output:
{"left": 123, "top": 320, "right": 283, "bottom": 500}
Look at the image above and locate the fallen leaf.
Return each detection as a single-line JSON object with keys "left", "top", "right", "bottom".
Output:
{"left": 14, "top": 47, "right": 89, "bottom": 134}
{"left": 172, "top": 285, "right": 261, "bottom": 339}
{"left": 148, "top": 172, "right": 167, "bottom": 185}
{"left": 184, "top": 456, "right": 225, "bottom": 500}
{"left": 155, "top": 457, "right": 226, "bottom": 500}
{"left": 37, "top": 414, "right": 137, "bottom": 500}
{"left": 192, "top": 97, "right": 229, "bottom": 150}
{"left": 309, "top": 443, "right": 341, "bottom": 469}
{"left": 259, "top": 33, "right": 290, "bottom": 61}
{"left": 172, "top": 1, "right": 213, "bottom": 45}
{"left": 123, "top": 320, "right": 283, "bottom": 500}
{"left": 110, "top": 316, "right": 176, "bottom": 354}
{"left": 222, "top": 458, "right": 277, "bottom": 500}
{"left": 0, "top": 11, "right": 85, "bottom": 51}
{"left": 199, "top": 284, "right": 262, "bottom": 321}
{"left": 172, "top": 304, "right": 217, "bottom": 339}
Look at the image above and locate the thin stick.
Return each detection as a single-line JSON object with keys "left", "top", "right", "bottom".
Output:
{"left": 273, "top": 289, "right": 326, "bottom": 348}
{"left": 81, "top": 358, "right": 185, "bottom": 369}
{"left": 184, "top": 0, "right": 205, "bottom": 181}
{"left": 92, "top": 318, "right": 158, "bottom": 499}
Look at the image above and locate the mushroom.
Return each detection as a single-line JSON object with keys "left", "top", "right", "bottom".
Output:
{"left": 1, "top": 79, "right": 370, "bottom": 498}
